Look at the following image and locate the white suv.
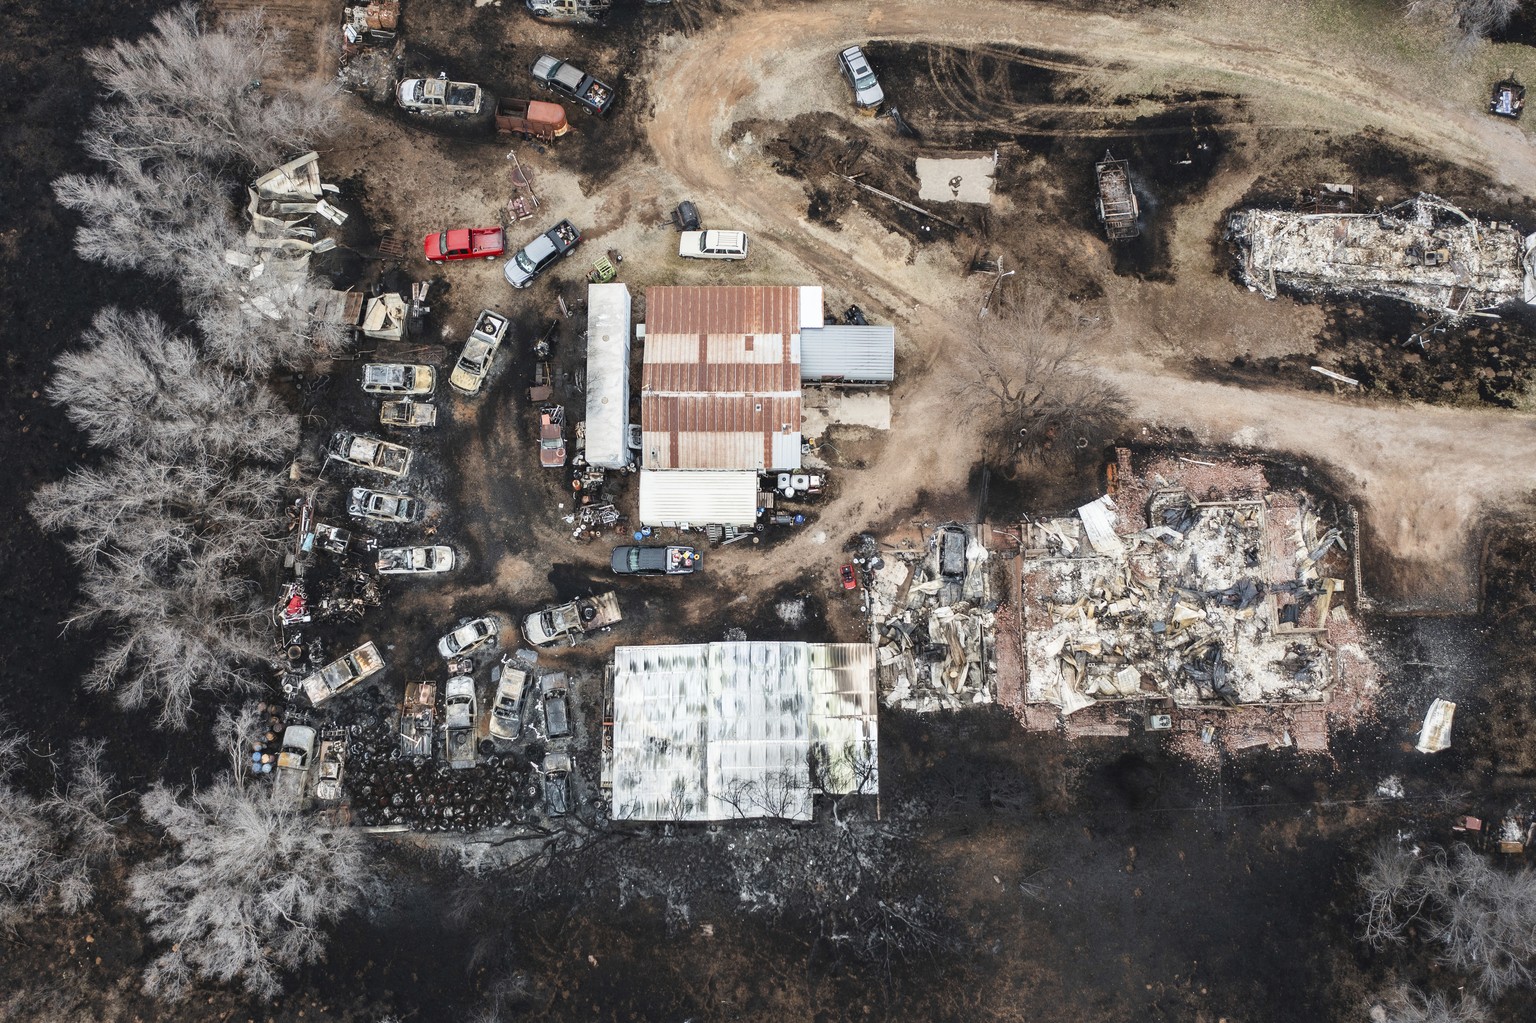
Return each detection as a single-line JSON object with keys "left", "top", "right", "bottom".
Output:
{"left": 838, "top": 45, "right": 884, "bottom": 111}
{"left": 678, "top": 230, "right": 749, "bottom": 260}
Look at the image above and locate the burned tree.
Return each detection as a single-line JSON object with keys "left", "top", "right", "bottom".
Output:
{"left": 77, "top": 5, "right": 338, "bottom": 172}
{"left": 1373, "top": 985, "right": 1489, "bottom": 1023}
{"left": 953, "top": 302, "right": 1128, "bottom": 464}
{"left": 49, "top": 308, "right": 297, "bottom": 459}
{"left": 129, "top": 780, "right": 375, "bottom": 1000}
{"left": 1357, "top": 842, "right": 1536, "bottom": 997}
{"left": 31, "top": 454, "right": 286, "bottom": 728}
{"left": 0, "top": 731, "right": 125, "bottom": 926}
{"left": 1404, "top": 0, "right": 1523, "bottom": 41}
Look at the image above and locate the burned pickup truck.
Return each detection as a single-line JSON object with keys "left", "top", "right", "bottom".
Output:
{"left": 530, "top": 54, "right": 615, "bottom": 115}
{"left": 397, "top": 76, "right": 484, "bottom": 116}
{"left": 523, "top": 591, "right": 621, "bottom": 646}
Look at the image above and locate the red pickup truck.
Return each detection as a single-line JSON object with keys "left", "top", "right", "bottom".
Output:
{"left": 425, "top": 226, "right": 507, "bottom": 263}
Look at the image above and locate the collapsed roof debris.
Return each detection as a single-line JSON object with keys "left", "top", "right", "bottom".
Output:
{"left": 994, "top": 450, "right": 1379, "bottom": 754}
{"left": 1228, "top": 193, "right": 1536, "bottom": 319}
{"left": 226, "top": 152, "right": 347, "bottom": 322}
{"left": 871, "top": 524, "right": 999, "bottom": 712}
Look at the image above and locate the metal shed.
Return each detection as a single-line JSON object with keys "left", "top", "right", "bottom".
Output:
{"left": 584, "top": 283, "right": 632, "bottom": 469}
{"left": 638, "top": 469, "right": 758, "bottom": 528}
{"left": 798, "top": 324, "right": 896, "bottom": 384}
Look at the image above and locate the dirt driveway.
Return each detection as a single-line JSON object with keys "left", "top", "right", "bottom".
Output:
{"left": 639, "top": 0, "right": 1536, "bottom": 608}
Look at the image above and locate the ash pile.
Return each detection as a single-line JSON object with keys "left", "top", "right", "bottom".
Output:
{"left": 1000, "top": 450, "right": 1377, "bottom": 750}
{"left": 871, "top": 524, "right": 998, "bottom": 712}
{"left": 1227, "top": 192, "right": 1536, "bottom": 318}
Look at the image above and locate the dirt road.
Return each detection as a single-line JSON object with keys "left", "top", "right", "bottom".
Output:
{"left": 643, "top": 0, "right": 1536, "bottom": 608}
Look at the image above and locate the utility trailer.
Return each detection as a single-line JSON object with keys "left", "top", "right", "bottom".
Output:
{"left": 1095, "top": 151, "right": 1140, "bottom": 241}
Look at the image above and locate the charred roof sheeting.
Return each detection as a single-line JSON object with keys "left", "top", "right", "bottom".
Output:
{"left": 609, "top": 641, "right": 879, "bottom": 821}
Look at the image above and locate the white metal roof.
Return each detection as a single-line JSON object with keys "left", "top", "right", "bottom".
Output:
{"left": 585, "top": 283, "right": 632, "bottom": 469}
{"left": 638, "top": 469, "right": 759, "bottom": 527}
{"left": 610, "top": 641, "right": 878, "bottom": 821}
{"left": 799, "top": 325, "right": 896, "bottom": 383}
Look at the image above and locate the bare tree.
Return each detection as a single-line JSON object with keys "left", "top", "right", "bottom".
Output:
{"left": 72, "top": 553, "right": 272, "bottom": 730}
{"left": 1375, "top": 984, "right": 1489, "bottom": 1023}
{"left": 31, "top": 450, "right": 283, "bottom": 728}
{"left": 1359, "top": 842, "right": 1428, "bottom": 949}
{"left": 0, "top": 732, "right": 125, "bottom": 926}
{"left": 30, "top": 451, "right": 285, "bottom": 569}
{"left": 194, "top": 270, "right": 351, "bottom": 375}
{"left": 953, "top": 299, "right": 1127, "bottom": 464}
{"left": 1358, "top": 842, "right": 1536, "bottom": 997}
{"left": 1422, "top": 845, "right": 1536, "bottom": 997}
{"left": 129, "top": 779, "right": 375, "bottom": 1000}
{"left": 80, "top": 5, "right": 339, "bottom": 173}
{"left": 1403, "top": 0, "right": 1522, "bottom": 41}
{"left": 52, "top": 158, "right": 232, "bottom": 279}
{"left": 49, "top": 308, "right": 296, "bottom": 459}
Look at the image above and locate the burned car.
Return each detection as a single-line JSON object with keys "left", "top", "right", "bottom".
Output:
{"left": 329, "top": 432, "right": 412, "bottom": 478}
{"left": 541, "top": 671, "right": 571, "bottom": 740}
{"left": 399, "top": 681, "right": 436, "bottom": 759}
{"left": 449, "top": 309, "right": 511, "bottom": 395}
{"left": 542, "top": 750, "right": 573, "bottom": 817}
{"left": 444, "top": 675, "right": 478, "bottom": 770}
{"left": 348, "top": 487, "right": 422, "bottom": 524}
{"left": 488, "top": 664, "right": 530, "bottom": 741}
{"left": 376, "top": 545, "right": 455, "bottom": 575}
{"left": 274, "top": 724, "right": 316, "bottom": 804}
{"left": 362, "top": 363, "right": 435, "bottom": 396}
{"left": 301, "top": 641, "right": 385, "bottom": 706}
{"left": 438, "top": 615, "right": 500, "bottom": 659}
{"left": 379, "top": 399, "right": 437, "bottom": 429}
{"left": 313, "top": 728, "right": 346, "bottom": 802}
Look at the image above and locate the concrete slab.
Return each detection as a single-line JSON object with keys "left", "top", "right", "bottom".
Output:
{"left": 915, "top": 154, "right": 996, "bottom": 205}
{"left": 802, "top": 388, "right": 892, "bottom": 439}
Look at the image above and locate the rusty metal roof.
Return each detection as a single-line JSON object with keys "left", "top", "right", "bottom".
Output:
{"left": 644, "top": 285, "right": 803, "bottom": 338}
{"left": 640, "top": 393, "right": 801, "bottom": 469}
{"left": 640, "top": 286, "right": 809, "bottom": 470}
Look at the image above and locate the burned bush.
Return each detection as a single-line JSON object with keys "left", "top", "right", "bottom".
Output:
{"left": 1357, "top": 842, "right": 1536, "bottom": 997}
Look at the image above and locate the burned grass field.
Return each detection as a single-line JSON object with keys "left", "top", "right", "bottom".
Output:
{"left": 8, "top": 2, "right": 1536, "bottom": 1022}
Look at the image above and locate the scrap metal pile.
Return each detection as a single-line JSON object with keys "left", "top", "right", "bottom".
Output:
{"left": 1228, "top": 193, "right": 1536, "bottom": 317}
{"left": 872, "top": 524, "right": 998, "bottom": 712}
{"left": 1006, "top": 452, "right": 1374, "bottom": 746}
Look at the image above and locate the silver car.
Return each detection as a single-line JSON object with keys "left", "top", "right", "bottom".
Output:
{"left": 838, "top": 46, "right": 884, "bottom": 111}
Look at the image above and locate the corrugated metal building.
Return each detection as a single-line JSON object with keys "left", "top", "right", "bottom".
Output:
{"left": 637, "top": 469, "right": 759, "bottom": 528}
{"left": 799, "top": 324, "right": 896, "bottom": 384}
{"left": 584, "top": 283, "right": 632, "bottom": 469}
{"left": 609, "top": 640, "right": 879, "bottom": 822}
{"left": 640, "top": 285, "right": 821, "bottom": 471}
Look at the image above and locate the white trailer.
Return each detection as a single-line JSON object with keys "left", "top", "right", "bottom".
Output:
{"left": 585, "top": 283, "right": 632, "bottom": 469}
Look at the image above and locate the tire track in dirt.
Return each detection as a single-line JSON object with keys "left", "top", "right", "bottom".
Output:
{"left": 642, "top": 0, "right": 1536, "bottom": 606}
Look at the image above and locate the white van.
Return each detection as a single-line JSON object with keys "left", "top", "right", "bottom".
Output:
{"left": 678, "top": 230, "right": 749, "bottom": 260}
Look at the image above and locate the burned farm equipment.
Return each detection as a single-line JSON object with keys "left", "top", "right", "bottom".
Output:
{"left": 1490, "top": 77, "right": 1526, "bottom": 120}
{"left": 1095, "top": 151, "right": 1140, "bottom": 241}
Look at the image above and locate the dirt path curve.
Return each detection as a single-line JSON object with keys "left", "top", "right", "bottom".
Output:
{"left": 644, "top": 0, "right": 1536, "bottom": 608}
